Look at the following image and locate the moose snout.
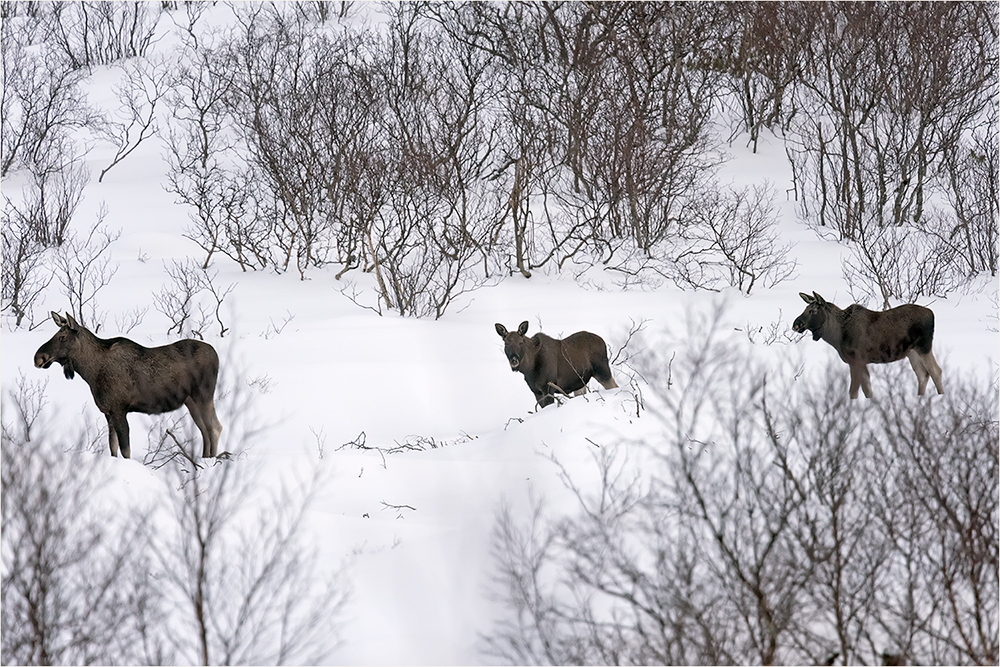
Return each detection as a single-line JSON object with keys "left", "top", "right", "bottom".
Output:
{"left": 791, "top": 318, "right": 806, "bottom": 334}
{"left": 34, "top": 352, "right": 52, "bottom": 369}
{"left": 508, "top": 356, "right": 520, "bottom": 370}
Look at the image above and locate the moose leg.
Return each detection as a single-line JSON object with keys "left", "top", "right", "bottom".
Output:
{"left": 848, "top": 363, "right": 873, "bottom": 399}
{"left": 906, "top": 349, "right": 931, "bottom": 395}
{"left": 205, "top": 400, "right": 223, "bottom": 457}
{"left": 923, "top": 351, "right": 944, "bottom": 394}
{"left": 859, "top": 365, "right": 873, "bottom": 398}
{"left": 106, "top": 414, "right": 120, "bottom": 457}
{"left": 185, "top": 398, "right": 215, "bottom": 458}
{"left": 535, "top": 389, "right": 555, "bottom": 409}
{"left": 848, "top": 364, "right": 862, "bottom": 399}
{"left": 109, "top": 413, "right": 131, "bottom": 459}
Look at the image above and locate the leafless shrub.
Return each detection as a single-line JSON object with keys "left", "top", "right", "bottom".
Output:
{"left": 1, "top": 200, "right": 53, "bottom": 328}
{"left": 673, "top": 182, "right": 796, "bottom": 294}
{"left": 153, "top": 259, "right": 199, "bottom": 337}
{"left": 113, "top": 305, "right": 148, "bottom": 334}
{"left": 770, "top": 0, "right": 999, "bottom": 304}
{"left": 1, "top": 382, "right": 165, "bottom": 666}
{"left": 387, "top": 433, "right": 472, "bottom": 454}
{"left": 843, "top": 216, "right": 966, "bottom": 309}
{"left": 205, "top": 3, "right": 744, "bottom": 308}
{"left": 720, "top": 4, "right": 812, "bottom": 151}
{"left": 334, "top": 430, "right": 470, "bottom": 468}
{"left": 451, "top": 3, "right": 726, "bottom": 273}
{"left": 295, "top": 0, "right": 354, "bottom": 24}
{"left": 54, "top": 209, "right": 120, "bottom": 331}
{"left": 0, "top": 2, "right": 48, "bottom": 38}
{"left": 0, "top": 36, "right": 98, "bottom": 177}
{"left": 485, "top": 306, "right": 998, "bottom": 666}
{"left": 363, "top": 208, "right": 497, "bottom": 319}
{"left": 1, "top": 373, "right": 49, "bottom": 444}
{"left": 260, "top": 310, "right": 294, "bottom": 340}
{"left": 162, "top": 2, "right": 840, "bottom": 312}
{"left": 97, "top": 55, "right": 170, "bottom": 182}
{"left": 427, "top": 4, "right": 781, "bottom": 286}
{"left": 868, "top": 365, "right": 998, "bottom": 665}
{"left": 148, "top": 402, "right": 347, "bottom": 665}
{"left": 163, "top": 0, "right": 210, "bottom": 49}
{"left": 4, "top": 153, "right": 90, "bottom": 249}
{"left": 2, "top": 366, "right": 348, "bottom": 666}
{"left": 43, "top": 1, "right": 162, "bottom": 70}
{"left": 940, "top": 113, "right": 999, "bottom": 278}
{"left": 376, "top": 5, "right": 507, "bottom": 316}
{"left": 153, "top": 258, "right": 235, "bottom": 338}
{"left": 215, "top": 5, "right": 369, "bottom": 278}
{"left": 790, "top": 3, "right": 995, "bottom": 241}
{"left": 738, "top": 309, "right": 799, "bottom": 346}
{"left": 164, "top": 34, "right": 267, "bottom": 272}
{"left": 336, "top": 430, "right": 379, "bottom": 459}
{"left": 424, "top": 4, "right": 547, "bottom": 279}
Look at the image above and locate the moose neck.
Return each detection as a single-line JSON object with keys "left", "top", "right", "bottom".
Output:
{"left": 66, "top": 327, "right": 107, "bottom": 384}
{"left": 817, "top": 305, "right": 846, "bottom": 351}
{"left": 522, "top": 338, "right": 540, "bottom": 371}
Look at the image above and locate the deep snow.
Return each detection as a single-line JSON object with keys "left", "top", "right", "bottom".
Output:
{"left": 1, "top": 6, "right": 997, "bottom": 665}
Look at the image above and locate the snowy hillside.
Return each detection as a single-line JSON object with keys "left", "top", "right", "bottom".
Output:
{"left": 2, "top": 3, "right": 997, "bottom": 666}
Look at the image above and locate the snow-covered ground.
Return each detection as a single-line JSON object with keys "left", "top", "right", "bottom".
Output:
{"left": 2, "top": 6, "right": 997, "bottom": 665}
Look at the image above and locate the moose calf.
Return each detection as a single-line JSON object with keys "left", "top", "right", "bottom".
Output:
{"left": 34, "top": 311, "right": 223, "bottom": 458}
{"left": 792, "top": 292, "right": 944, "bottom": 399}
{"left": 495, "top": 321, "right": 618, "bottom": 408}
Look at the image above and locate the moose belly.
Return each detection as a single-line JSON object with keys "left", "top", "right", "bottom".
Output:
{"left": 545, "top": 374, "right": 588, "bottom": 396}
{"left": 128, "top": 388, "right": 190, "bottom": 415}
{"left": 867, "top": 342, "right": 911, "bottom": 364}
{"left": 560, "top": 377, "right": 588, "bottom": 394}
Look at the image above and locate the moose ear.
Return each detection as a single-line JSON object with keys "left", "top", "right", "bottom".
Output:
{"left": 812, "top": 292, "right": 826, "bottom": 305}
{"left": 65, "top": 312, "right": 79, "bottom": 332}
{"left": 495, "top": 323, "right": 508, "bottom": 338}
{"left": 799, "top": 292, "right": 814, "bottom": 304}
{"left": 52, "top": 311, "right": 69, "bottom": 327}
{"left": 517, "top": 321, "right": 529, "bottom": 335}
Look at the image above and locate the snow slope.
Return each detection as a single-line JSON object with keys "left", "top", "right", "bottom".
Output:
{"left": 1, "top": 7, "right": 997, "bottom": 666}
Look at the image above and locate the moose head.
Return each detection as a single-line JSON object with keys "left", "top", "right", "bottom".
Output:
{"left": 495, "top": 321, "right": 532, "bottom": 371}
{"left": 34, "top": 311, "right": 83, "bottom": 379}
{"left": 792, "top": 292, "right": 830, "bottom": 341}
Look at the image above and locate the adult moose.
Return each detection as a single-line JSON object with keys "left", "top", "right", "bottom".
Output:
{"left": 34, "top": 311, "right": 223, "bottom": 458}
{"left": 792, "top": 292, "right": 944, "bottom": 399}
{"left": 495, "top": 320, "right": 618, "bottom": 408}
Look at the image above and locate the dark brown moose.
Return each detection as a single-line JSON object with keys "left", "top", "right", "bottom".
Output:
{"left": 495, "top": 321, "right": 618, "bottom": 408}
{"left": 792, "top": 292, "right": 944, "bottom": 399}
{"left": 34, "top": 311, "right": 223, "bottom": 458}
